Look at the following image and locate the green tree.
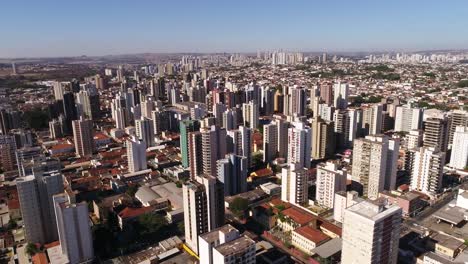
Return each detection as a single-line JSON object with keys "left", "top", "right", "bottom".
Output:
{"left": 137, "top": 213, "right": 168, "bottom": 237}
{"left": 457, "top": 80, "right": 468, "bottom": 88}
{"left": 25, "top": 243, "right": 40, "bottom": 256}
{"left": 230, "top": 197, "right": 249, "bottom": 217}
{"left": 125, "top": 185, "right": 139, "bottom": 197}
{"left": 7, "top": 219, "right": 17, "bottom": 230}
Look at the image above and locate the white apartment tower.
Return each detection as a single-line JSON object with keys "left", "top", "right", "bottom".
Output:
{"left": 410, "top": 146, "right": 445, "bottom": 196}
{"left": 341, "top": 200, "right": 402, "bottom": 264}
{"left": 281, "top": 163, "right": 309, "bottom": 206}
{"left": 316, "top": 161, "right": 347, "bottom": 208}
{"left": 126, "top": 137, "right": 147, "bottom": 173}
{"left": 287, "top": 122, "right": 312, "bottom": 168}
{"left": 333, "top": 82, "right": 349, "bottom": 110}
{"left": 394, "top": 106, "right": 423, "bottom": 132}
{"left": 449, "top": 126, "right": 468, "bottom": 169}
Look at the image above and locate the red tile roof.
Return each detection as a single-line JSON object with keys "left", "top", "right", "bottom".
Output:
{"left": 282, "top": 206, "right": 315, "bottom": 225}
{"left": 32, "top": 252, "right": 48, "bottom": 264}
{"left": 294, "top": 226, "right": 330, "bottom": 244}
{"left": 118, "top": 206, "right": 153, "bottom": 219}
{"left": 7, "top": 199, "right": 20, "bottom": 210}
{"left": 318, "top": 220, "right": 342, "bottom": 237}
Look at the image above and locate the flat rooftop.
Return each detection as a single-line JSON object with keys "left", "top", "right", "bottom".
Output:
{"left": 433, "top": 205, "right": 467, "bottom": 225}
{"left": 199, "top": 224, "right": 238, "bottom": 243}
{"left": 214, "top": 235, "right": 255, "bottom": 256}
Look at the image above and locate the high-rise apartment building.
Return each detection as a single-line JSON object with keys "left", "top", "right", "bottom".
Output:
{"left": 316, "top": 161, "right": 347, "bottom": 208}
{"left": 281, "top": 163, "right": 309, "bottom": 206}
{"left": 423, "top": 117, "right": 449, "bottom": 152}
{"left": 287, "top": 122, "right": 312, "bottom": 168}
{"left": 333, "top": 82, "right": 349, "bottom": 110}
{"left": 16, "top": 171, "right": 64, "bottom": 244}
{"left": 180, "top": 120, "right": 200, "bottom": 168}
{"left": 72, "top": 117, "right": 94, "bottom": 158}
{"left": 410, "top": 146, "right": 445, "bottom": 196}
{"left": 394, "top": 105, "right": 423, "bottom": 132}
{"left": 448, "top": 110, "right": 468, "bottom": 147}
{"left": 201, "top": 126, "right": 227, "bottom": 177}
{"left": 135, "top": 117, "right": 154, "bottom": 147}
{"left": 183, "top": 175, "right": 224, "bottom": 254}
{"left": 126, "top": 137, "right": 147, "bottom": 173}
{"left": 216, "top": 154, "right": 247, "bottom": 196}
{"left": 311, "top": 117, "right": 335, "bottom": 159}
{"left": 53, "top": 193, "right": 94, "bottom": 264}
{"left": 449, "top": 126, "right": 468, "bottom": 170}
{"left": 352, "top": 135, "right": 395, "bottom": 199}
{"left": 289, "top": 86, "right": 307, "bottom": 116}
{"left": 362, "top": 104, "right": 383, "bottom": 136}
{"left": 263, "top": 123, "right": 278, "bottom": 163}
{"left": 341, "top": 200, "right": 402, "bottom": 264}
{"left": 0, "top": 135, "right": 17, "bottom": 172}
{"left": 405, "top": 129, "right": 423, "bottom": 150}
{"left": 242, "top": 101, "right": 259, "bottom": 130}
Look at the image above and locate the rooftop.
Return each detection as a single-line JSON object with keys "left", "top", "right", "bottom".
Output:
{"left": 214, "top": 235, "right": 255, "bottom": 256}
{"left": 282, "top": 206, "right": 316, "bottom": 225}
{"left": 293, "top": 225, "right": 330, "bottom": 244}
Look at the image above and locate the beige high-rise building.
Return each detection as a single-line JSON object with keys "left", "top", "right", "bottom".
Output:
{"left": 0, "top": 135, "right": 16, "bottom": 172}
{"left": 448, "top": 110, "right": 468, "bottom": 147}
{"left": 242, "top": 101, "right": 259, "bottom": 129}
{"left": 311, "top": 117, "right": 335, "bottom": 159}
{"left": 316, "top": 161, "right": 347, "bottom": 208}
{"left": 362, "top": 104, "right": 383, "bottom": 136}
{"left": 72, "top": 117, "right": 94, "bottom": 158}
{"left": 341, "top": 200, "right": 402, "bottom": 264}
{"left": 423, "top": 117, "right": 449, "bottom": 152}
{"left": 405, "top": 129, "right": 423, "bottom": 150}
{"left": 352, "top": 135, "right": 388, "bottom": 199}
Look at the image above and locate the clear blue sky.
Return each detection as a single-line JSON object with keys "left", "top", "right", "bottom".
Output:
{"left": 2, "top": 0, "right": 468, "bottom": 58}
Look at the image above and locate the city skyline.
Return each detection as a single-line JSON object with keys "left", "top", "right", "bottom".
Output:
{"left": 2, "top": 0, "right": 468, "bottom": 58}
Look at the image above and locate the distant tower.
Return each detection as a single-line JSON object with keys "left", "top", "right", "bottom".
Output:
{"left": 12, "top": 62, "right": 17, "bottom": 75}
